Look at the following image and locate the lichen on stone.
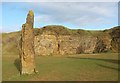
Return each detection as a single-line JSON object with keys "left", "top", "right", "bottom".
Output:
{"left": 28, "top": 10, "right": 34, "bottom": 16}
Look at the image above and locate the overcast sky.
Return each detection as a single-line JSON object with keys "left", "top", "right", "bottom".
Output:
{"left": 1, "top": 2, "right": 118, "bottom": 32}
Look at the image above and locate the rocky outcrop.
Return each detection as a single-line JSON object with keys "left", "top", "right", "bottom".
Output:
{"left": 34, "top": 31, "right": 59, "bottom": 56}
{"left": 34, "top": 26, "right": 120, "bottom": 56}
{"left": 58, "top": 35, "right": 97, "bottom": 55}
{"left": 34, "top": 34, "right": 106, "bottom": 56}
{"left": 93, "top": 38, "right": 107, "bottom": 53}
{"left": 109, "top": 27, "right": 120, "bottom": 52}
{"left": 19, "top": 10, "right": 36, "bottom": 74}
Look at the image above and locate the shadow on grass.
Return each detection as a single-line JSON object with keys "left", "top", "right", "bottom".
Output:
{"left": 14, "top": 58, "right": 21, "bottom": 73}
{"left": 96, "top": 63, "right": 120, "bottom": 71}
{"left": 67, "top": 57, "right": 120, "bottom": 71}
{"left": 67, "top": 57, "right": 119, "bottom": 64}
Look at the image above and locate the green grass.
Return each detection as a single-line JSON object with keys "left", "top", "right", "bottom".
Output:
{"left": 2, "top": 53, "right": 119, "bottom": 81}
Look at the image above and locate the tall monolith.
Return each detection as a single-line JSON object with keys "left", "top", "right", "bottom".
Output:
{"left": 20, "top": 10, "right": 36, "bottom": 74}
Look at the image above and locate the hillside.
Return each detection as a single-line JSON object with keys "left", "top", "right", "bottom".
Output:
{"left": 2, "top": 25, "right": 120, "bottom": 56}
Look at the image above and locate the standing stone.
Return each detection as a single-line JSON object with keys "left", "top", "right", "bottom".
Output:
{"left": 20, "top": 10, "right": 36, "bottom": 74}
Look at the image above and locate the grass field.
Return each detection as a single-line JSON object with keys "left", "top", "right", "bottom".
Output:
{"left": 2, "top": 53, "right": 119, "bottom": 81}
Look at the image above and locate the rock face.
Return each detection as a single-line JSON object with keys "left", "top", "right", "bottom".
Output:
{"left": 34, "top": 26, "right": 120, "bottom": 56}
{"left": 34, "top": 34, "right": 106, "bottom": 56}
{"left": 109, "top": 27, "right": 120, "bottom": 52}
{"left": 20, "top": 10, "right": 36, "bottom": 74}
{"left": 34, "top": 31, "right": 59, "bottom": 56}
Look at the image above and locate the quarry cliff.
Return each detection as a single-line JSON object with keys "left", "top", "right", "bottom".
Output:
{"left": 2, "top": 25, "right": 120, "bottom": 56}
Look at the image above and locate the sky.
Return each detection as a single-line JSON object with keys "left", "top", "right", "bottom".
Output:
{"left": 1, "top": 2, "right": 118, "bottom": 32}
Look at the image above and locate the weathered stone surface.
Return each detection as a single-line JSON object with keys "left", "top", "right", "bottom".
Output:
{"left": 109, "top": 27, "right": 120, "bottom": 52}
{"left": 33, "top": 26, "right": 120, "bottom": 56}
{"left": 34, "top": 26, "right": 110, "bottom": 56}
{"left": 34, "top": 31, "right": 59, "bottom": 56}
{"left": 93, "top": 38, "right": 107, "bottom": 53}
{"left": 20, "top": 10, "right": 36, "bottom": 74}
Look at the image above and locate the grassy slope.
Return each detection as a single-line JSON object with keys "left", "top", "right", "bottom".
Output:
{"left": 2, "top": 53, "right": 119, "bottom": 81}
{"left": 2, "top": 32, "right": 20, "bottom": 55}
